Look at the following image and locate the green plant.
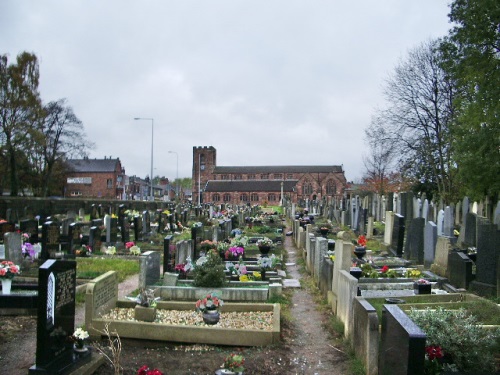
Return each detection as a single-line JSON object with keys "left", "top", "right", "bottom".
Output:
{"left": 223, "top": 353, "right": 245, "bottom": 372}
{"left": 192, "top": 250, "right": 227, "bottom": 287}
{"left": 408, "top": 307, "right": 500, "bottom": 373}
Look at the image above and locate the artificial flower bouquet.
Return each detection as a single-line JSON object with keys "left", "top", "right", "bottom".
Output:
{"left": 357, "top": 235, "right": 367, "bottom": 248}
{"left": 195, "top": 292, "right": 224, "bottom": 313}
{"left": 256, "top": 237, "right": 274, "bottom": 247}
{"left": 0, "top": 261, "right": 20, "bottom": 279}
{"left": 72, "top": 327, "right": 89, "bottom": 349}
{"left": 222, "top": 353, "right": 245, "bottom": 373}
{"left": 226, "top": 246, "right": 244, "bottom": 259}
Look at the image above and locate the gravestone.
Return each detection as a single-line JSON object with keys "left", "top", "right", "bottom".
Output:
{"left": 89, "top": 226, "right": 102, "bottom": 253}
{"left": 85, "top": 271, "right": 118, "bottom": 334}
{"left": 403, "top": 218, "right": 425, "bottom": 264}
{"left": 41, "top": 221, "right": 60, "bottom": 260}
{"left": 391, "top": 214, "right": 405, "bottom": 257}
{"left": 463, "top": 212, "right": 477, "bottom": 247}
{"left": 0, "top": 244, "right": 4, "bottom": 259}
{"left": 4, "top": 232, "right": 23, "bottom": 265}
{"left": 443, "top": 206, "right": 454, "bottom": 237}
{"left": 108, "top": 217, "right": 118, "bottom": 244}
{"left": 436, "top": 209, "right": 444, "bottom": 236}
{"left": 139, "top": 251, "right": 161, "bottom": 289}
{"left": 383, "top": 212, "right": 394, "bottom": 246}
{"left": 29, "top": 259, "right": 87, "bottom": 374}
{"left": 448, "top": 251, "right": 473, "bottom": 290}
{"left": 494, "top": 200, "right": 500, "bottom": 227}
{"left": 470, "top": 216, "right": 500, "bottom": 296}
{"left": 422, "top": 199, "right": 429, "bottom": 223}
{"left": 68, "top": 223, "right": 82, "bottom": 254}
{"left": 90, "top": 204, "right": 98, "bottom": 221}
{"left": 133, "top": 216, "right": 142, "bottom": 242}
{"left": 423, "top": 221, "right": 438, "bottom": 268}
{"left": 430, "top": 236, "right": 454, "bottom": 278}
{"left": 20, "top": 219, "right": 39, "bottom": 244}
{"left": 78, "top": 208, "right": 85, "bottom": 220}
{"left": 379, "top": 304, "right": 426, "bottom": 375}
{"left": 163, "top": 235, "right": 174, "bottom": 273}
{"left": 119, "top": 217, "right": 130, "bottom": 243}
{"left": 175, "top": 241, "right": 191, "bottom": 265}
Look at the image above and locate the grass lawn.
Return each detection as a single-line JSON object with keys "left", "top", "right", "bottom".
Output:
{"left": 76, "top": 257, "right": 139, "bottom": 282}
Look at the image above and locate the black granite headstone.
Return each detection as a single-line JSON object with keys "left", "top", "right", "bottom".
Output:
{"left": 29, "top": 259, "right": 88, "bottom": 374}
{"left": 133, "top": 216, "right": 142, "bottom": 242}
{"left": 109, "top": 218, "right": 118, "bottom": 243}
{"left": 41, "top": 222, "right": 60, "bottom": 260}
{"left": 20, "top": 219, "right": 39, "bottom": 244}
{"left": 448, "top": 251, "right": 473, "bottom": 289}
{"left": 464, "top": 212, "right": 477, "bottom": 247}
{"left": 68, "top": 223, "right": 82, "bottom": 255}
{"left": 391, "top": 214, "right": 405, "bottom": 257}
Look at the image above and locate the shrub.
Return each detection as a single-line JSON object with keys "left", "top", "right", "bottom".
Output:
{"left": 192, "top": 250, "right": 227, "bottom": 288}
{"left": 408, "top": 307, "right": 500, "bottom": 373}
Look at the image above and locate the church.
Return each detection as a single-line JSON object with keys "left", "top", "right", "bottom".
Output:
{"left": 192, "top": 146, "right": 347, "bottom": 206}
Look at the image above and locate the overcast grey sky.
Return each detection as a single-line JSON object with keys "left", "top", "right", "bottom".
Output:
{"left": 1, "top": 1, "right": 452, "bottom": 182}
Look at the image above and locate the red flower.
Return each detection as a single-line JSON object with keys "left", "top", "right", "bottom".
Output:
{"left": 137, "top": 365, "right": 149, "bottom": 375}
{"left": 357, "top": 235, "right": 367, "bottom": 247}
{"left": 381, "top": 265, "right": 389, "bottom": 273}
{"left": 425, "top": 345, "right": 444, "bottom": 360}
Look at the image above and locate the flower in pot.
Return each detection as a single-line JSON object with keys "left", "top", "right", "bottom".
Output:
{"left": 174, "top": 259, "right": 192, "bottom": 279}
{"left": 256, "top": 237, "right": 274, "bottom": 255}
{"left": 0, "top": 261, "right": 20, "bottom": 295}
{"left": 257, "top": 254, "right": 278, "bottom": 280}
{"left": 200, "top": 240, "right": 217, "bottom": 253}
{"left": 414, "top": 278, "right": 432, "bottom": 294}
{"left": 105, "top": 246, "right": 116, "bottom": 255}
{"left": 225, "top": 246, "right": 244, "bottom": 260}
{"left": 353, "top": 235, "right": 367, "bottom": 260}
{"left": 71, "top": 327, "right": 89, "bottom": 351}
{"left": 129, "top": 245, "right": 141, "bottom": 256}
{"left": 196, "top": 292, "right": 224, "bottom": 325}
{"left": 221, "top": 352, "right": 245, "bottom": 374}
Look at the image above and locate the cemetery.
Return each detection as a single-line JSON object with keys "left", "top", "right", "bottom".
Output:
{"left": 0, "top": 193, "right": 499, "bottom": 374}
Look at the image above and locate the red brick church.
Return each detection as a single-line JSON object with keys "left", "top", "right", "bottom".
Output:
{"left": 192, "top": 146, "right": 347, "bottom": 205}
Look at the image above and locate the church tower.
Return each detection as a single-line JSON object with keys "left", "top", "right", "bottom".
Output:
{"left": 192, "top": 146, "right": 216, "bottom": 205}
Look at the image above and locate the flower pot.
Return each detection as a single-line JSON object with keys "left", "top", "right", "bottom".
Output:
{"left": 414, "top": 282, "right": 432, "bottom": 295}
{"left": 202, "top": 309, "right": 220, "bottom": 325}
{"left": 134, "top": 305, "right": 156, "bottom": 322}
{"left": 353, "top": 246, "right": 366, "bottom": 260}
{"left": 258, "top": 245, "right": 271, "bottom": 255}
{"left": 218, "top": 369, "right": 243, "bottom": 375}
{"left": 1, "top": 278, "right": 12, "bottom": 295}
{"left": 73, "top": 344, "right": 88, "bottom": 353}
{"left": 319, "top": 228, "right": 329, "bottom": 236}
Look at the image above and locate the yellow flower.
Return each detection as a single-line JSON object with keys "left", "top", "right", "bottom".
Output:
{"left": 239, "top": 275, "right": 249, "bottom": 282}
{"left": 253, "top": 271, "right": 261, "bottom": 280}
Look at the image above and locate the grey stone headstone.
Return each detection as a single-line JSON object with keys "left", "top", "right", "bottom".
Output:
{"left": 455, "top": 201, "right": 461, "bottom": 226}
{"left": 139, "top": 251, "right": 161, "bottom": 289}
{"left": 422, "top": 199, "right": 429, "bottom": 223}
{"left": 461, "top": 197, "right": 470, "bottom": 224}
{"left": 78, "top": 208, "right": 85, "bottom": 220}
{"left": 413, "top": 197, "right": 421, "bottom": 218}
{"left": 424, "top": 221, "right": 438, "bottom": 268}
{"left": 0, "top": 245, "right": 4, "bottom": 259}
{"left": 494, "top": 200, "right": 500, "bottom": 227}
{"left": 436, "top": 209, "right": 445, "bottom": 236}
{"left": 471, "top": 201, "right": 478, "bottom": 214}
{"left": 4, "top": 232, "right": 23, "bottom": 265}
{"left": 443, "top": 206, "right": 454, "bottom": 237}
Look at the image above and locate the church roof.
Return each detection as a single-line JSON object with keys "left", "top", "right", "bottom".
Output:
{"left": 204, "top": 180, "right": 298, "bottom": 192}
{"left": 213, "top": 165, "right": 343, "bottom": 174}
{"left": 66, "top": 158, "right": 120, "bottom": 173}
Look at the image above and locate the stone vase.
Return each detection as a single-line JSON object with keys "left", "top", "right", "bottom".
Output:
{"left": 1, "top": 278, "right": 12, "bottom": 295}
{"left": 202, "top": 309, "right": 220, "bottom": 325}
{"left": 353, "top": 246, "right": 366, "bottom": 260}
{"left": 414, "top": 282, "right": 432, "bottom": 295}
{"left": 258, "top": 245, "right": 271, "bottom": 255}
{"left": 134, "top": 305, "right": 156, "bottom": 322}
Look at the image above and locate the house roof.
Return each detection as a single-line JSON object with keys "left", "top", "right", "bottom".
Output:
{"left": 204, "top": 180, "right": 298, "bottom": 193}
{"left": 213, "top": 165, "right": 343, "bottom": 174}
{"left": 66, "top": 158, "right": 120, "bottom": 173}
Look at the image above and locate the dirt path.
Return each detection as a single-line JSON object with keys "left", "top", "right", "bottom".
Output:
{"left": 283, "top": 233, "right": 349, "bottom": 374}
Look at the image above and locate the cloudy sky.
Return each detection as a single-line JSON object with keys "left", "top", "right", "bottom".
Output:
{"left": 1, "top": 1, "right": 452, "bottom": 183}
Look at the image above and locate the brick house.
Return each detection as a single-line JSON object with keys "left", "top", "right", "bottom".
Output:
{"left": 192, "top": 146, "right": 347, "bottom": 205}
{"left": 65, "top": 157, "right": 125, "bottom": 199}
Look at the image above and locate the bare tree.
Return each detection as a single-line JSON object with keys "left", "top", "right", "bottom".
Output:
{"left": 367, "top": 39, "right": 458, "bottom": 202}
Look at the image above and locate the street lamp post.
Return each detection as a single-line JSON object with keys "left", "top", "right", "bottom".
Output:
{"left": 168, "top": 151, "right": 178, "bottom": 200}
{"left": 133, "top": 117, "right": 154, "bottom": 202}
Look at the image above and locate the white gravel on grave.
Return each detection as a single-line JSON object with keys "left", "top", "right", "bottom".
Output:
{"left": 101, "top": 308, "right": 275, "bottom": 330}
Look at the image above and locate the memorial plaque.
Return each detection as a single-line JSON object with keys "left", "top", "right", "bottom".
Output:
{"left": 29, "top": 259, "right": 83, "bottom": 374}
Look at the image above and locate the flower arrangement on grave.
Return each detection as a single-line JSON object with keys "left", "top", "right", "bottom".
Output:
{"left": 132, "top": 288, "right": 159, "bottom": 308}
{"left": 222, "top": 353, "right": 245, "bottom": 373}
{"left": 192, "top": 250, "right": 227, "bottom": 287}
{"left": 256, "top": 237, "right": 274, "bottom": 248}
{"left": 230, "top": 235, "right": 248, "bottom": 248}
{"left": 105, "top": 246, "right": 116, "bottom": 255}
{"left": 125, "top": 241, "right": 135, "bottom": 249}
{"left": 200, "top": 240, "right": 217, "bottom": 252}
{"left": 195, "top": 292, "right": 224, "bottom": 313}
{"left": 71, "top": 327, "right": 89, "bottom": 349}
{"left": 257, "top": 254, "right": 279, "bottom": 270}
{"left": 174, "top": 257, "right": 193, "bottom": 277}
{"left": 129, "top": 245, "right": 141, "bottom": 256}
{"left": 137, "top": 365, "right": 163, "bottom": 375}
{"left": 217, "top": 241, "right": 230, "bottom": 254}
{"left": 226, "top": 246, "right": 244, "bottom": 259}
{"left": 0, "top": 261, "right": 20, "bottom": 279}
{"left": 357, "top": 235, "right": 367, "bottom": 248}
{"left": 76, "top": 245, "right": 91, "bottom": 257}
{"left": 225, "top": 261, "right": 247, "bottom": 277}
{"left": 22, "top": 241, "right": 36, "bottom": 260}
{"left": 415, "top": 278, "right": 431, "bottom": 285}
